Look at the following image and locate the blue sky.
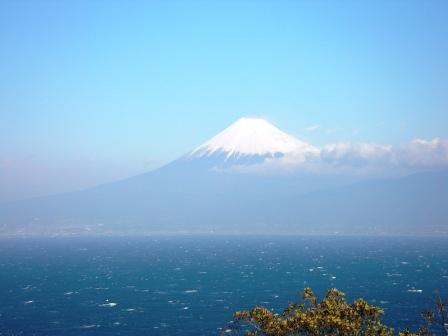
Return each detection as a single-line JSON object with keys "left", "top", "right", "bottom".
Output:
{"left": 1, "top": 1, "right": 447, "bottom": 200}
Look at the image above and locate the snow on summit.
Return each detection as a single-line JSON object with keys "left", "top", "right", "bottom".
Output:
{"left": 190, "top": 117, "right": 318, "bottom": 159}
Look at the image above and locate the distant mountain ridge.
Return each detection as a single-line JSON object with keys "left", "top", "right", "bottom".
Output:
{"left": 0, "top": 118, "right": 447, "bottom": 235}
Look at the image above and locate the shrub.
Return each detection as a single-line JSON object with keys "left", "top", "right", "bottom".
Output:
{"left": 226, "top": 287, "right": 447, "bottom": 336}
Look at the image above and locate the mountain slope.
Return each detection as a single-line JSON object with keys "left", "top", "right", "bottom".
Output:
{"left": 0, "top": 118, "right": 446, "bottom": 235}
{"left": 262, "top": 169, "right": 448, "bottom": 235}
{"left": 1, "top": 166, "right": 446, "bottom": 235}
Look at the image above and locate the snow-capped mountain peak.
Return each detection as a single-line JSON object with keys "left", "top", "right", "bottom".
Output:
{"left": 189, "top": 117, "right": 318, "bottom": 160}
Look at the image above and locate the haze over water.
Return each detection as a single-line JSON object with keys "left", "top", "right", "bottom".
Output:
{"left": 1, "top": 236, "right": 447, "bottom": 335}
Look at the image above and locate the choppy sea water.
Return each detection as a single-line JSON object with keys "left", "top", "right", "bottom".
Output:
{"left": 0, "top": 236, "right": 447, "bottom": 335}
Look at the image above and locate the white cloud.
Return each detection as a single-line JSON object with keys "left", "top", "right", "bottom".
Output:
{"left": 319, "top": 138, "right": 448, "bottom": 169}
{"left": 321, "top": 143, "right": 393, "bottom": 166}
{"left": 397, "top": 138, "right": 448, "bottom": 167}
{"left": 304, "top": 125, "right": 321, "bottom": 132}
{"left": 230, "top": 138, "right": 448, "bottom": 176}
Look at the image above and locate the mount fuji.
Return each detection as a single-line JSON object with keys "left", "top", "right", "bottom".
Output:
{"left": 1, "top": 118, "right": 447, "bottom": 235}
{"left": 186, "top": 117, "right": 318, "bottom": 168}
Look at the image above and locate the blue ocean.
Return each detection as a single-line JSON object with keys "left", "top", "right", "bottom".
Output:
{"left": 0, "top": 236, "right": 447, "bottom": 335}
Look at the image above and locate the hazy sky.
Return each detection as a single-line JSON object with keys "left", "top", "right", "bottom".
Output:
{"left": 1, "top": 1, "right": 447, "bottom": 201}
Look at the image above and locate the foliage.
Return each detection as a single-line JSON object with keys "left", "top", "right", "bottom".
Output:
{"left": 417, "top": 291, "right": 448, "bottom": 336}
{"left": 226, "top": 287, "right": 448, "bottom": 336}
{"left": 397, "top": 291, "right": 448, "bottom": 336}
